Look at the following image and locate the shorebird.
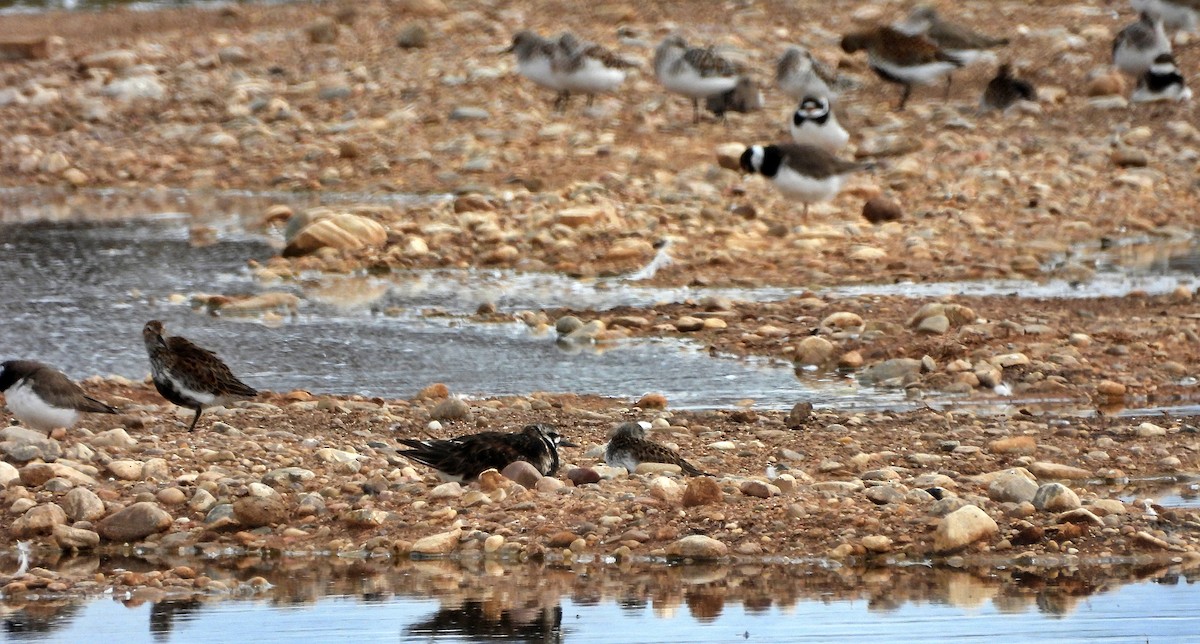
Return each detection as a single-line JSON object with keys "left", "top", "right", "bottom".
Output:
{"left": 776, "top": 45, "right": 840, "bottom": 102}
{"left": 605, "top": 421, "right": 708, "bottom": 476}
{"left": 704, "top": 76, "right": 764, "bottom": 120}
{"left": 1113, "top": 12, "right": 1172, "bottom": 76}
{"left": 840, "top": 26, "right": 964, "bottom": 110}
{"left": 142, "top": 320, "right": 258, "bottom": 432}
{"left": 980, "top": 63, "right": 1036, "bottom": 112}
{"left": 893, "top": 6, "right": 1009, "bottom": 98}
{"left": 552, "top": 32, "right": 637, "bottom": 108}
{"left": 789, "top": 95, "right": 850, "bottom": 152}
{"left": 739, "top": 143, "right": 866, "bottom": 223}
{"left": 507, "top": 30, "right": 570, "bottom": 110}
{"left": 399, "top": 423, "right": 576, "bottom": 482}
{"left": 654, "top": 34, "right": 743, "bottom": 123}
{"left": 1132, "top": 53, "right": 1193, "bottom": 102}
{"left": 0, "top": 360, "right": 117, "bottom": 432}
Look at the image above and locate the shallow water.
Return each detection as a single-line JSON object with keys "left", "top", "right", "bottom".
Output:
{"left": 2, "top": 554, "right": 1200, "bottom": 643}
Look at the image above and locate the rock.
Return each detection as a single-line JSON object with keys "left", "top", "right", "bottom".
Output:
{"left": 233, "top": 496, "right": 288, "bottom": 527}
{"left": 565, "top": 320, "right": 605, "bottom": 342}
{"left": 635, "top": 393, "right": 668, "bottom": 409}
{"left": 1028, "top": 462, "right": 1091, "bottom": 480}
{"left": 916, "top": 315, "right": 950, "bottom": 335}
{"left": 861, "top": 535, "right": 893, "bottom": 552}
{"left": 933, "top": 505, "right": 998, "bottom": 553}
{"left": 96, "top": 502, "right": 172, "bottom": 543}
{"left": 396, "top": 22, "right": 429, "bottom": 48}
{"left": 554, "top": 315, "right": 584, "bottom": 335}
{"left": 0, "top": 427, "right": 63, "bottom": 461}
{"left": 547, "top": 531, "right": 578, "bottom": 548}
{"left": 429, "top": 397, "right": 470, "bottom": 421}
{"left": 411, "top": 527, "right": 462, "bottom": 555}
{"left": 262, "top": 467, "right": 317, "bottom": 487}
{"left": 156, "top": 487, "right": 187, "bottom": 506}
{"left": 501, "top": 461, "right": 542, "bottom": 488}
{"left": 987, "top": 472, "right": 1039, "bottom": 503}
{"left": 1135, "top": 422, "right": 1167, "bottom": 437}
{"left": 189, "top": 489, "right": 217, "bottom": 513}
{"left": 865, "top": 486, "right": 906, "bottom": 505}
{"left": 535, "top": 477, "right": 564, "bottom": 493}
{"left": 1032, "top": 483, "right": 1081, "bottom": 512}
{"left": 859, "top": 358, "right": 921, "bottom": 385}
{"left": 989, "top": 436, "right": 1037, "bottom": 454}
{"left": 80, "top": 49, "right": 138, "bottom": 70}
{"left": 820, "top": 312, "right": 863, "bottom": 329}
{"left": 682, "top": 477, "right": 723, "bottom": 507}
{"left": 1097, "top": 380, "right": 1126, "bottom": 397}
{"left": 1112, "top": 147, "right": 1148, "bottom": 168}
{"left": 1086, "top": 70, "right": 1125, "bottom": 97}
{"left": 62, "top": 488, "right": 106, "bottom": 522}
{"left": 430, "top": 482, "right": 464, "bottom": 499}
{"left": 107, "top": 460, "right": 144, "bottom": 481}
{"left": 345, "top": 509, "right": 389, "bottom": 527}
{"left": 648, "top": 476, "right": 682, "bottom": 503}
{"left": 53, "top": 524, "right": 100, "bottom": 550}
{"left": 794, "top": 336, "right": 835, "bottom": 366}
{"left": 394, "top": 0, "right": 448, "bottom": 16}
{"left": 665, "top": 534, "right": 728, "bottom": 559}
{"left": 284, "top": 213, "right": 387, "bottom": 256}
{"left": 0, "top": 461, "right": 18, "bottom": 486}
{"left": 786, "top": 401, "right": 813, "bottom": 428}
{"left": 740, "top": 480, "right": 777, "bottom": 498}
{"left": 449, "top": 106, "right": 490, "bottom": 121}
{"left": 307, "top": 18, "right": 338, "bottom": 44}
{"left": 101, "top": 75, "right": 165, "bottom": 103}
{"left": 636, "top": 462, "right": 683, "bottom": 475}
{"left": 862, "top": 196, "right": 903, "bottom": 224}
{"left": 204, "top": 504, "right": 237, "bottom": 528}
{"left": 674, "top": 316, "right": 705, "bottom": 332}
{"left": 89, "top": 428, "right": 136, "bottom": 448}
{"left": 567, "top": 467, "right": 600, "bottom": 486}
{"left": 477, "top": 468, "right": 507, "bottom": 492}
{"left": 12, "top": 503, "right": 69, "bottom": 537}
{"left": 715, "top": 142, "right": 745, "bottom": 170}
{"left": 19, "top": 463, "right": 55, "bottom": 487}
{"left": 315, "top": 448, "right": 363, "bottom": 473}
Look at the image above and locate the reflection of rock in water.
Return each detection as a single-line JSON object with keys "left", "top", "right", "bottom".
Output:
{"left": 3, "top": 603, "right": 82, "bottom": 640}
{"left": 404, "top": 600, "right": 564, "bottom": 644}
{"left": 150, "top": 599, "right": 204, "bottom": 642}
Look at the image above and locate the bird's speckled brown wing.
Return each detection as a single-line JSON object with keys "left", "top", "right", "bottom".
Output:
{"left": 164, "top": 336, "right": 257, "bottom": 398}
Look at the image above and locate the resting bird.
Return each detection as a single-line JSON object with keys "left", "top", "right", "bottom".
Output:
{"left": 399, "top": 423, "right": 576, "bottom": 481}
{"left": 605, "top": 421, "right": 708, "bottom": 476}
{"left": 654, "top": 34, "right": 743, "bottom": 123}
{"left": 552, "top": 32, "right": 638, "bottom": 108}
{"left": 980, "top": 64, "right": 1036, "bottom": 112}
{"left": 0, "top": 360, "right": 117, "bottom": 432}
{"left": 143, "top": 320, "right": 258, "bottom": 432}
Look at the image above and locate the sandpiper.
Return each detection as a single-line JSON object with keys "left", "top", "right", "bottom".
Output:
{"left": 604, "top": 421, "right": 707, "bottom": 476}
{"left": 142, "top": 320, "right": 258, "bottom": 432}
{"left": 399, "top": 423, "right": 576, "bottom": 481}
{"left": 1132, "top": 0, "right": 1200, "bottom": 33}
{"left": 1132, "top": 53, "right": 1193, "bottom": 102}
{"left": 840, "top": 26, "right": 964, "bottom": 110}
{"left": 507, "top": 30, "right": 570, "bottom": 110}
{"left": 789, "top": 95, "right": 849, "bottom": 152}
{"left": 0, "top": 360, "right": 117, "bottom": 432}
{"left": 894, "top": 6, "right": 1009, "bottom": 98}
{"left": 552, "top": 33, "right": 637, "bottom": 108}
{"left": 739, "top": 143, "right": 865, "bottom": 222}
{"left": 980, "top": 63, "right": 1036, "bottom": 112}
{"left": 1113, "top": 12, "right": 1172, "bottom": 76}
{"left": 776, "top": 45, "right": 840, "bottom": 102}
{"left": 654, "top": 34, "right": 743, "bottom": 123}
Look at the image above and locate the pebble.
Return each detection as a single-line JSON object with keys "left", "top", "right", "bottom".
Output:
{"left": 13, "top": 504, "right": 68, "bottom": 537}
{"left": 794, "top": 336, "right": 834, "bottom": 366}
{"left": 62, "top": 488, "right": 106, "bottom": 522}
{"left": 97, "top": 502, "right": 172, "bottom": 543}
{"left": 1027, "top": 462, "right": 1090, "bottom": 480}
{"left": 54, "top": 524, "right": 101, "bottom": 550}
{"left": 567, "top": 467, "right": 600, "bottom": 486}
{"left": 739, "top": 480, "right": 778, "bottom": 498}
{"left": 449, "top": 107, "right": 490, "bottom": 121}
{"left": 987, "top": 472, "right": 1039, "bottom": 504}
{"left": 1032, "top": 483, "right": 1081, "bottom": 512}
{"left": 861, "top": 535, "right": 893, "bottom": 553}
{"left": 865, "top": 485, "right": 906, "bottom": 505}
{"left": 501, "top": 461, "right": 542, "bottom": 488}
{"left": 682, "top": 477, "right": 723, "bottom": 507}
{"left": 916, "top": 315, "right": 950, "bottom": 335}
{"left": 665, "top": 535, "right": 728, "bottom": 559}
{"left": 933, "top": 505, "right": 998, "bottom": 553}
{"left": 429, "top": 397, "right": 471, "bottom": 421}
{"left": 233, "top": 496, "right": 288, "bottom": 528}
{"left": 411, "top": 527, "right": 462, "bottom": 555}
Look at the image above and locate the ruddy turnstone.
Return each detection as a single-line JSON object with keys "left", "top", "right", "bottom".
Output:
{"left": 142, "top": 320, "right": 258, "bottom": 432}
{"left": 1113, "top": 12, "right": 1172, "bottom": 76}
{"left": 1132, "top": 0, "right": 1200, "bottom": 33}
{"left": 604, "top": 421, "right": 708, "bottom": 476}
{"left": 789, "top": 95, "right": 849, "bottom": 152}
{"left": 840, "top": 26, "right": 964, "bottom": 110}
{"left": 0, "top": 360, "right": 117, "bottom": 432}
{"left": 980, "top": 63, "right": 1036, "bottom": 112}
{"left": 739, "top": 143, "right": 864, "bottom": 222}
{"left": 654, "top": 34, "right": 743, "bottom": 123}
{"left": 399, "top": 423, "right": 576, "bottom": 481}
{"left": 775, "top": 45, "right": 840, "bottom": 102}
{"left": 704, "top": 76, "right": 764, "bottom": 119}
{"left": 1132, "top": 53, "right": 1193, "bottom": 101}
{"left": 507, "top": 30, "right": 570, "bottom": 110}
{"left": 552, "top": 33, "right": 637, "bottom": 108}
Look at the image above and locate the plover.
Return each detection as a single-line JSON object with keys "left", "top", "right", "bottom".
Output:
{"left": 980, "top": 63, "right": 1036, "bottom": 112}
{"left": 704, "top": 76, "right": 765, "bottom": 119}
{"left": 142, "top": 320, "right": 258, "bottom": 432}
{"left": 1132, "top": 53, "right": 1193, "bottom": 102}
{"left": 0, "top": 360, "right": 117, "bottom": 432}
{"left": 776, "top": 45, "right": 840, "bottom": 102}
{"left": 604, "top": 421, "right": 708, "bottom": 476}
{"left": 739, "top": 143, "right": 865, "bottom": 222}
{"left": 552, "top": 33, "right": 637, "bottom": 108}
{"left": 654, "top": 34, "right": 743, "bottom": 123}
{"left": 1113, "top": 12, "right": 1172, "bottom": 76}
{"left": 399, "top": 423, "right": 576, "bottom": 482}
{"left": 507, "top": 30, "right": 570, "bottom": 110}
{"left": 1132, "top": 0, "right": 1200, "bottom": 33}
{"left": 840, "top": 26, "right": 964, "bottom": 110}
{"left": 789, "top": 95, "right": 849, "bottom": 152}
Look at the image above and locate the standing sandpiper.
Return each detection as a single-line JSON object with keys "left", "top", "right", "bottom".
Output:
{"left": 142, "top": 320, "right": 258, "bottom": 432}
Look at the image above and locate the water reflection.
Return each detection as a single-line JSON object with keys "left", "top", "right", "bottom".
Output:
{"left": 2, "top": 553, "right": 1200, "bottom": 642}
